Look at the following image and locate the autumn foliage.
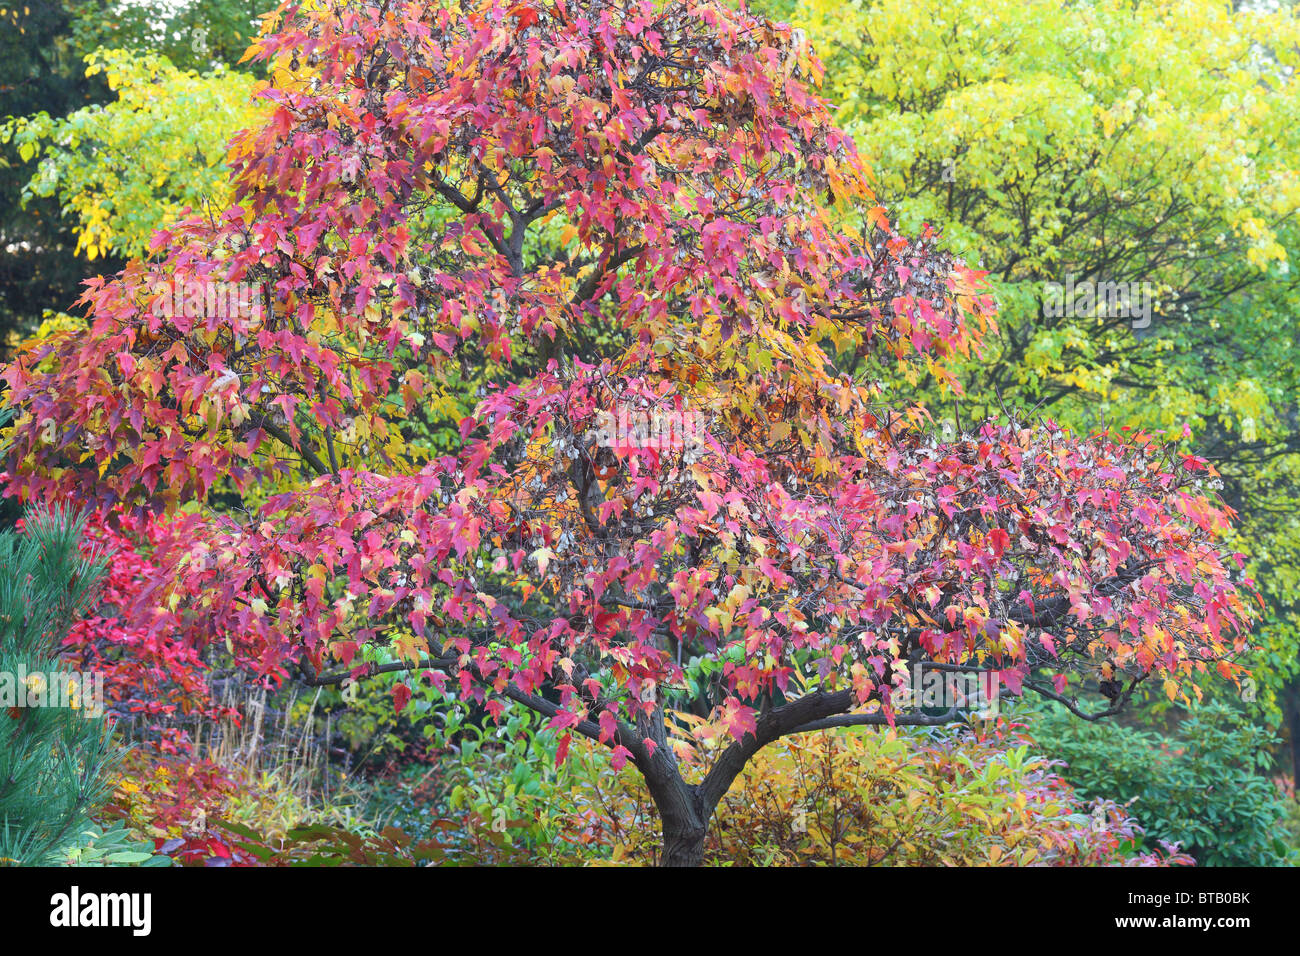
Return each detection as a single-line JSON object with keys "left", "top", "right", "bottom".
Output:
{"left": 56, "top": 510, "right": 240, "bottom": 750}
{"left": 2, "top": 0, "right": 1256, "bottom": 863}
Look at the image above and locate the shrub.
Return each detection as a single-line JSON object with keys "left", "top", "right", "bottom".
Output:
{"left": 365, "top": 699, "right": 637, "bottom": 865}
{"left": 1031, "top": 704, "right": 1294, "bottom": 866}
{"left": 597, "top": 720, "right": 1191, "bottom": 866}
{"left": 364, "top": 707, "right": 1192, "bottom": 867}
{"left": 57, "top": 820, "right": 172, "bottom": 867}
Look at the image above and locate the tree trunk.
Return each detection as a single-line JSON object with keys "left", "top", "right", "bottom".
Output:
{"left": 660, "top": 811, "right": 708, "bottom": 867}
{"left": 647, "top": 772, "right": 710, "bottom": 866}
{"left": 1286, "top": 683, "right": 1300, "bottom": 801}
{"left": 636, "top": 704, "right": 711, "bottom": 865}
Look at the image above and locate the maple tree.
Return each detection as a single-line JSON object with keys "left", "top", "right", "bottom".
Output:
{"left": 2, "top": 0, "right": 1257, "bottom": 865}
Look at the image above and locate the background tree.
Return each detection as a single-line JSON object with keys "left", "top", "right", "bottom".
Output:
{"left": 3, "top": 49, "right": 262, "bottom": 263}
{"left": 64, "top": 0, "right": 270, "bottom": 74}
{"left": 3, "top": 0, "right": 1257, "bottom": 865}
{"left": 0, "top": 0, "right": 266, "bottom": 350}
{"left": 772, "top": 0, "right": 1300, "bottom": 776}
{"left": 0, "top": 2, "right": 116, "bottom": 349}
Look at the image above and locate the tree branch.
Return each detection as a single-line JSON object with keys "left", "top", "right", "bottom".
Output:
{"left": 259, "top": 420, "right": 331, "bottom": 477}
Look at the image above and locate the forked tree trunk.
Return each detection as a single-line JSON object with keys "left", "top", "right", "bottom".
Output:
{"left": 636, "top": 705, "right": 712, "bottom": 866}
{"left": 660, "top": 802, "right": 708, "bottom": 867}
{"left": 637, "top": 689, "right": 955, "bottom": 863}
{"left": 647, "top": 771, "right": 710, "bottom": 866}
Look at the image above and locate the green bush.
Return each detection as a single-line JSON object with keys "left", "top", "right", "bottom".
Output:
{"left": 1030, "top": 704, "right": 1294, "bottom": 866}
{"left": 360, "top": 702, "right": 1195, "bottom": 867}
{"left": 363, "top": 696, "right": 628, "bottom": 864}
